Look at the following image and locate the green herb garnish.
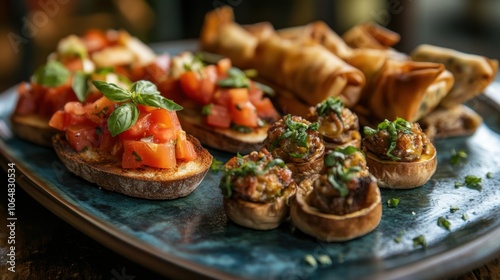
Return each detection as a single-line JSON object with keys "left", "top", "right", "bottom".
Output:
{"left": 132, "top": 151, "right": 142, "bottom": 162}
{"left": 93, "top": 80, "right": 182, "bottom": 136}
{"left": 394, "top": 230, "right": 404, "bottom": 243}
{"left": 387, "top": 198, "right": 400, "bottom": 208}
{"left": 486, "top": 172, "right": 493, "bottom": 179}
{"left": 465, "top": 175, "right": 482, "bottom": 188}
{"left": 217, "top": 67, "right": 251, "bottom": 88}
{"left": 33, "top": 60, "right": 70, "bottom": 87}
{"left": 231, "top": 124, "right": 252, "bottom": 133}
{"left": 363, "top": 118, "right": 413, "bottom": 161}
{"left": 450, "top": 206, "right": 460, "bottom": 213}
{"left": 455, "top": 175, "right": 482, "bottom": 191}
{"left": 210, "top": 158, "right": 223, "bottom": 173}
{"left": 202, "top": 103, "right": 213, "bottom": 115}
{"left": 269, "top": 115, "right": 318, "bottom": 158}
{"left": 316, "top": 97, "right": 344, "bottom": 118}
{"left": 323, "top": 146, "right": 362, "bottom": 197}
{"left": 412, "top": 235, "right": 427, "bottom": 248}
{"left": 72, "top": 71, "right": 90, "bottom": 102}
{"left": 219, "top": 155, "right": 286, "bottom": 198}
{"left": 253, "top": 81, "right": 275, "bottom": 96}
{"left": 450, "top": 149, "right": 467, "bottom": 165}
{"left": 324, "top": 146, "right": 358, "bottom": 166}
{"left": 437, "top": 216, "right": 451, "bottom": 230}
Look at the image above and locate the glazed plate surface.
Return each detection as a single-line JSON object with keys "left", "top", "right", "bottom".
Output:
{"left": 1, "top": 42, "right": 499, "bottom": 280}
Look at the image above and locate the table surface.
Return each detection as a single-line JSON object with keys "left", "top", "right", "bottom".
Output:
{"left": 0, "top": 169, "right": 499, "bottom": 279}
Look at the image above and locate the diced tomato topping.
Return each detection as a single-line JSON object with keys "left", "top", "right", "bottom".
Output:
{"left": 66, "top": 124, "right": 99, "bottom": 152}
{"left": 230, "top": 101, "right": 259, "bottom": 127}
{"left": 157, "top": 78, "right": 182, "bottom": 102}
{"left": 118, "top": 108, "right": 182, "bottom": 142}
{"left": 14, "top": 83, "right": 38, "bottom": 115}
{"left": 97, "top": 126, "right": 116, "bottom": 151}
{"left": 147, "top": 108, "right": 182, "bottom": 130}
{"left": 37, "top": 84, "right": 77, "bottom": 117}
{"left": 82, "top": 29, "right": 110, "bottom": 53}
{"left": 248, "top": 83, "right": 264, "bottom": 104}
{"left": 248, "top": 83, "right": 279, "bottom": 121}
{"left": 212, "top": 88, "right": 231, "bottom": 107}
{"left": 118, "top": 112, "right": 151, "bottom": 141}
{"left": 228, "top": 88, "right": 250, "bottom": 105}
{"left": 175, "top": 130, "right": 197, "bottom": 161}
{"left": 122, "top": 140, "right": 176, "bottom": 169}
{"left": 130, "top": 54, "right": 171, "bottom": 83}
{"left": 253, "top": 97, "right": 279, "bottom": 121}
{"left": 179, "top": 66, "right": 217, "bottom": 105}
{"left": 49, "top": 110, "right": 91, "bottom": 131}
{"left": 216, "top": 58, "right": 232, "bottom": 75}
{"left": 61, "top": 57, "right": 84, "bottom": 72}
{"left": 86, "top": 96, "right": 115, "bottom": 123}
{"left": 204, "top": 104, "right": 231, "bottom": 128}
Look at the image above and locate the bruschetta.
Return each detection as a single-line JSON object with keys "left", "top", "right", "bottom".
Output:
{"left": 11, "top": 29, "right": 169, "bottom": 147}
{"left": 165, "top": 52, "right": 280, "bottom": 154}
{"left": 49, "top": 80, "right": 212, "bottom": 199}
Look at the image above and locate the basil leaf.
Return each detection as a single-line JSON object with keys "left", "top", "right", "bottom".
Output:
{"left": 92, "top": 80, "right": 132, "bottom": 102}
{"left": 33, "top": 60, "right": 70, "bottom": 87}
{"left": 131, "top": 80, "right": 159, "bottom": 95}
{"left": 107, "top": 102, "right": 139, "bottom": 136}
{"left": 138, "top": 94, "right": 183, "bottom": 111}
{"left": 72, "top": 72, "right": 90, "bottom": 102}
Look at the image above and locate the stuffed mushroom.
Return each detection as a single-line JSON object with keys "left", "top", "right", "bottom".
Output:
{"left": 220, "top": 149, "right": 297, "bottom": 230}
{"left": 362, "top": 118, "right": 437, "bottom": 188}
{"left": 308, "top": 97, "right": 361, "bottom": 151}
{"left": 264, "top": 114, "right": 325, "bottom": 182}
{"left": 291, "top": 146, "right": 382, "bottom": 242}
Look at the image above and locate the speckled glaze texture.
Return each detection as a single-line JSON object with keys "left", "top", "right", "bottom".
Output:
{"left": 1, "top": 70, "right": 500, "bottom": 279}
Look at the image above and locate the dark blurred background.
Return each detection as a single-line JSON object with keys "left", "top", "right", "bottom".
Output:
{"left": 1, "top": 0, "right": 499, "bottom": 92}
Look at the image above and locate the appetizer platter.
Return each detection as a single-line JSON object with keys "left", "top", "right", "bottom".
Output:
{"left": 1, "top": 7, "right": 500, "bottom": 279}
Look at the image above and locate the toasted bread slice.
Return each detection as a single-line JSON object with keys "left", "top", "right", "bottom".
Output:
{"left": 52, "top": 134, "right": 212, "bottom": 200}
{"left": 177, "top": 108, "right": 269, "bottom": 154}
{"left": 10, "top": 113, "right": 56, "bottom": 147}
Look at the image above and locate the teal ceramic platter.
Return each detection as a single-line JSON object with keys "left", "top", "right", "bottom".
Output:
{"left": 1, "top": 42, "right": 499, "bottom": 280}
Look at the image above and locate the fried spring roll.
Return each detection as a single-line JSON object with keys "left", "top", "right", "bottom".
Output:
{"left": 277, "top": 21, "right": 353, "bottom": 60}
{"left": 362, "top": 60, "right": 454, "bottom": 122}
{"left": 199, "top": 6, "right": 257, "bottom": 69}
{"left": 411, "top": 44, "right": 498, "bottom": 108}
{"left": 254, "top": 36, "right": 365, "bottom": 108}
{"left": 342, "top": 22, "right": 401, "bottom": 49}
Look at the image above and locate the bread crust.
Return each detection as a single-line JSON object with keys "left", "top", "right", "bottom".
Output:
{"left": 52, "top": 134, "right": 212, "bottom": 200}
{"left": 291, "top": 175, "right": 382, "bottom": 242}
{"left": 11, "top": 113, "right": 56, "bottom": 147}
{"left": 365, "top": 148, "right": 437, "bottom": 189}
{"left": 176, "top": 109, "right": 269, "bottom": 154}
